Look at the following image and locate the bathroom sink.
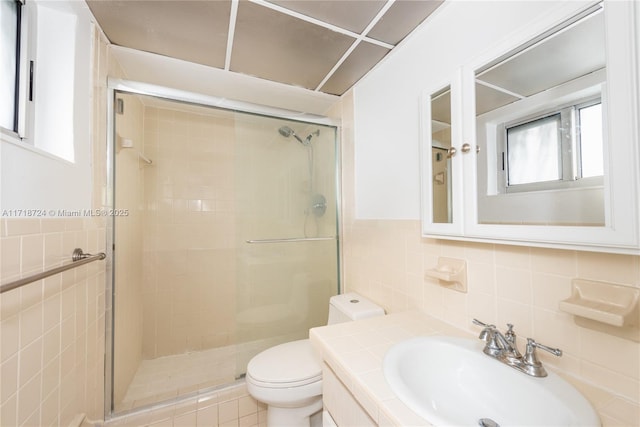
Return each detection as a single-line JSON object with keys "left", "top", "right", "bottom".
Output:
{"left": 383, "top": 336, "right": 600, "bottom": 426}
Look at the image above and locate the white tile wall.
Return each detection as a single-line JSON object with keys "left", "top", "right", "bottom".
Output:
{"left": 0, "top": 218, "right": 107, "bottom": 427}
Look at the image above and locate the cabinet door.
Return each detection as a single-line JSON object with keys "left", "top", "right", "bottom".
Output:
{"left": 420, "top": 73, "right": 465, "bottom": 238}
{"left": 323, "top": 364, "right": 377, "bottom": 427}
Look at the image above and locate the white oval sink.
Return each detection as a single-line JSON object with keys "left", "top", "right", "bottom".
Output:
{"left": 383, "top": 336, "right": 600, "bottom": 426}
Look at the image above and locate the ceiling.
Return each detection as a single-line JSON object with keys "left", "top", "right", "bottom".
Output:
{"left": 86, "top": 0, "right": 443, "bottom": 96}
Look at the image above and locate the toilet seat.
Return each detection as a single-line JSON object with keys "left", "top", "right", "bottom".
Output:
{"left": 247, "top": 339, "right": 321, "bottom": 388}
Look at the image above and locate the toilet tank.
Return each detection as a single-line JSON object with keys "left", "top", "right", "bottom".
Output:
{"left": 327, "top": 292, "right": 385, "bottom": 325}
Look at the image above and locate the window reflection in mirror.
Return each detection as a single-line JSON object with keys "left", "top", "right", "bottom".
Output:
{"left": 431, "top": 86, "right": 452, "bottom": 223}
{"left": 475, "top": 4, "right": 605, "bottom": 226}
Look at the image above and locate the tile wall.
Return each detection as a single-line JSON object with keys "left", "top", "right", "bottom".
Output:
{"left": 0, "top": 218, "right": 107, "bottom": 426}
{"left": 140, "top": 106, "right": 238, "bottom": 358}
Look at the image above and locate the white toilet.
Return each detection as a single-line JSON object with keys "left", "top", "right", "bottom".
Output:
{"left": 246, "top": 292, "right": 385, "bottom": 427}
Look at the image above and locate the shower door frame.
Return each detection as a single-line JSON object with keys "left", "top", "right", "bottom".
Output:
{"left": 104, "top": 78, "right": 343, "bottom": 419}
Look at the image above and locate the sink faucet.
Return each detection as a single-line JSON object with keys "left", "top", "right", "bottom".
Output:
{"left": 472, "top": 319, "right": 562, "bottom": 378}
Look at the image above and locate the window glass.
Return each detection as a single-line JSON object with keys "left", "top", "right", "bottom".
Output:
{"left": 506, "top": 114, "right": 561, "bottom": 185}
{"left": 579, "top": 103, "right": 604, "bottom": 177}
{"left": 1, "top": 0, "right": 19, "bottom": 131}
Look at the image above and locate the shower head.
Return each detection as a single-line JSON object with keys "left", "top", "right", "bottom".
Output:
{"left": 278, "top": 126, "right": 306, "bottom": 145}
{"left": 278, "top": 126, "right": 295, "bottom": 138}
{"left": 278, "top": 126, "right": 320, "bottom": 146}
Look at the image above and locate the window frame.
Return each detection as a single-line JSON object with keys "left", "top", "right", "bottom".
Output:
{"left": 496, "top": 95, "right": 603, "bottom": 194}
{"left": 1, "top": 0, "right": 35, "bottom": 143}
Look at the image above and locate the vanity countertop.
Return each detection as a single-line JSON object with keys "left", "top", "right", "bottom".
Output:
{"left": 309, "top": 310, "right": 639, "bottom": 427}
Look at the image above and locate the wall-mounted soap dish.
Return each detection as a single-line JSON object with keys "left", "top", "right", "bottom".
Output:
{"left": 559, "top": 279, "right": 639, "bottom": 342}
{"left": 425, "top": 257, "right": 467, "bottom": 293}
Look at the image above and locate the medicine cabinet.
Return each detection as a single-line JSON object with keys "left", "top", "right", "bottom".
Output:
{"left": 420, "top": 1, "right": 640, "bottom": 253}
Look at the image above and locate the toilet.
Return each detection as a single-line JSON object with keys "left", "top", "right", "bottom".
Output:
{"left": 246, "top": 292, "right": 385, "bottom": 427}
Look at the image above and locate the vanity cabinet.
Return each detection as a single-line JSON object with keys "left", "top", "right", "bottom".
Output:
{"left": 322, "top": 363, "right": 377, "bottom": 427}
{"left": 420, "top": 1, "right": 640, "bottom": 253}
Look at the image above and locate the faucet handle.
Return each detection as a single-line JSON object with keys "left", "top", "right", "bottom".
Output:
{"left": 472, "top": 318, "right": 494, "bottom": 329}
{"left": 527, "top": 338, "right": 562, "bottom": 357}
{"left": 472, "top": 319, "right": 495, "bottom": 341}
{"left": 522, "top": 338, "right": 562, "bottom": 377}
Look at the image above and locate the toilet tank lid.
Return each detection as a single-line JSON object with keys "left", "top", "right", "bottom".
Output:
{"left": 329, "top": 292, "right": 385, "bottom": 320}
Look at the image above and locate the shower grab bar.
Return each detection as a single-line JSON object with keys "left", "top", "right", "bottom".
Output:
{"left": 246, "top": 236, "right": 336, "bottom": 244}
{"left": 0, "top": 248, "right": 106, "bottom": 294}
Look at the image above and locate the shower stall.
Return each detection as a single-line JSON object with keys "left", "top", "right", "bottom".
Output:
{"left": 105, "top": 81, "right": 340, "bottom": 414}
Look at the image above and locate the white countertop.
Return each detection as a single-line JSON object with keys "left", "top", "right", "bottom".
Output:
{"left": 309, "top": 311, "right": 639, "bottom": 427}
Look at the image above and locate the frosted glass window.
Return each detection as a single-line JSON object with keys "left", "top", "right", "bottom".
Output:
{"left": 506, "top": 114, "right": 561, "bottom": 186}
{"left": 0, "top": 0, "right": 19, "bottom": 131}
{"left": 579, "top": 103, "right": 603, "bottom": 177}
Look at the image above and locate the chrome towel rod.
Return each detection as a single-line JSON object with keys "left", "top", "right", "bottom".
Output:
{"left": 0, "top": 248, "right": 106, "bottom": 294}
{"left": 246, "top": 237, "right": 336, "bottom": 244}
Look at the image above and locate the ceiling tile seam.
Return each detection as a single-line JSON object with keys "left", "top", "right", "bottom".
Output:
{"left": 359, "top": 0, "right": 397, "bottom": 40}
{"left": 475, "top": 79, "right": 526, "bottom": 100}
{"left": 314, "top": 0, "right": 396, "bottom": 92}
{"left": 246, "top": 0, "right": 394, "bottom": 50}
{"left": 314, "top": 39, "right": 364, "bottom": 92}
{"left": 225, "top": 0, "right": 239, "bottom": 70}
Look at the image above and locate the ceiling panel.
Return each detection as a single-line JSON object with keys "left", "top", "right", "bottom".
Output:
{"left": 368, "top": 0, "right": 442, "bottom": 45}
{"left": 86, "top": 0, "right": 231, "bottom": 68}
{"left": 86, "top": 0, "right": 445, "bottom": 97}
{"left": 477, "top": 11, "right": 605, "bottom": 97}
{"left": 320, "top": 41, "right": 390, "bottom": 96}
{"left": 267, "top": 0, "right": 387, "bottom": 34}
{"left": 232, "top": 1, "right": 355, "bottom": 91}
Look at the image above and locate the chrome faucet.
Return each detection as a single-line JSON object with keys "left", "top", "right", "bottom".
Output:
{"left": 472, "top": 319, "right": 562, "bottom": 378}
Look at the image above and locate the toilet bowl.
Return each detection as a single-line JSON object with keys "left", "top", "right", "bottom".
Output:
{"left": 246, "top": 292, "right": 384, "bottom": 427}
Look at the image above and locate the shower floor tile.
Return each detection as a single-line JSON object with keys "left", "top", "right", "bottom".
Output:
{"left": 119, "top": 345, "right": 238, "bottom": 411}
{"left": 117, "top": 333, "right": 304, "bottom": 412}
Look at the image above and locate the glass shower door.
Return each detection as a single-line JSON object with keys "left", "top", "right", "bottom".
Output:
{"left": 108, "top": 87, "right": 340, "bottom": 414}
{"left": 233, "top": 113, "right": 339, "bottom": 376}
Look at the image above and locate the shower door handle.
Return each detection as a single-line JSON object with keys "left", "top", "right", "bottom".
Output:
{"left": 246, "top": 237, "right": 336, "bottom": 244}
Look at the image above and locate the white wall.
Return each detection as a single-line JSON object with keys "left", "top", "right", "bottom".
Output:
{"left": 110, "top": 46, "right": 339, "bottom": 117}
{"left": 0, "top": 1, "right": 94, "bottom": 212}
{"left": 352, "top": 1, "right": 595, "bottom": 219}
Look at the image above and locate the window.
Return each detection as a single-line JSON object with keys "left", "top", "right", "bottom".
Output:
{"left": 501, "top": 98, "right": 603, "bottom": 192}
{"left": 0, "top": 0, "right": 22, "bottom": 132}
{"left": 1, "top": 0, "right": 78, "bottom": 162}
{"left": 506, "top": 113, "right": 562, "bottom": 186}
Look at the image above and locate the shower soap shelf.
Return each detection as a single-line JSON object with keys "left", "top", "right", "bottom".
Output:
{"left": 559, "top": 279, "right": 639, "bottom": 342}
{"left": 425, "top": 257, "right": 467, "bottom": 293}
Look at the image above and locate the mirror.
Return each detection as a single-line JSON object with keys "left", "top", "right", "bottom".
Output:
{"left": 431, "top": 86, "right": 452, "bottom": 223}
{"left": 474, "top": 4, "right": 605, "bottom": 226}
